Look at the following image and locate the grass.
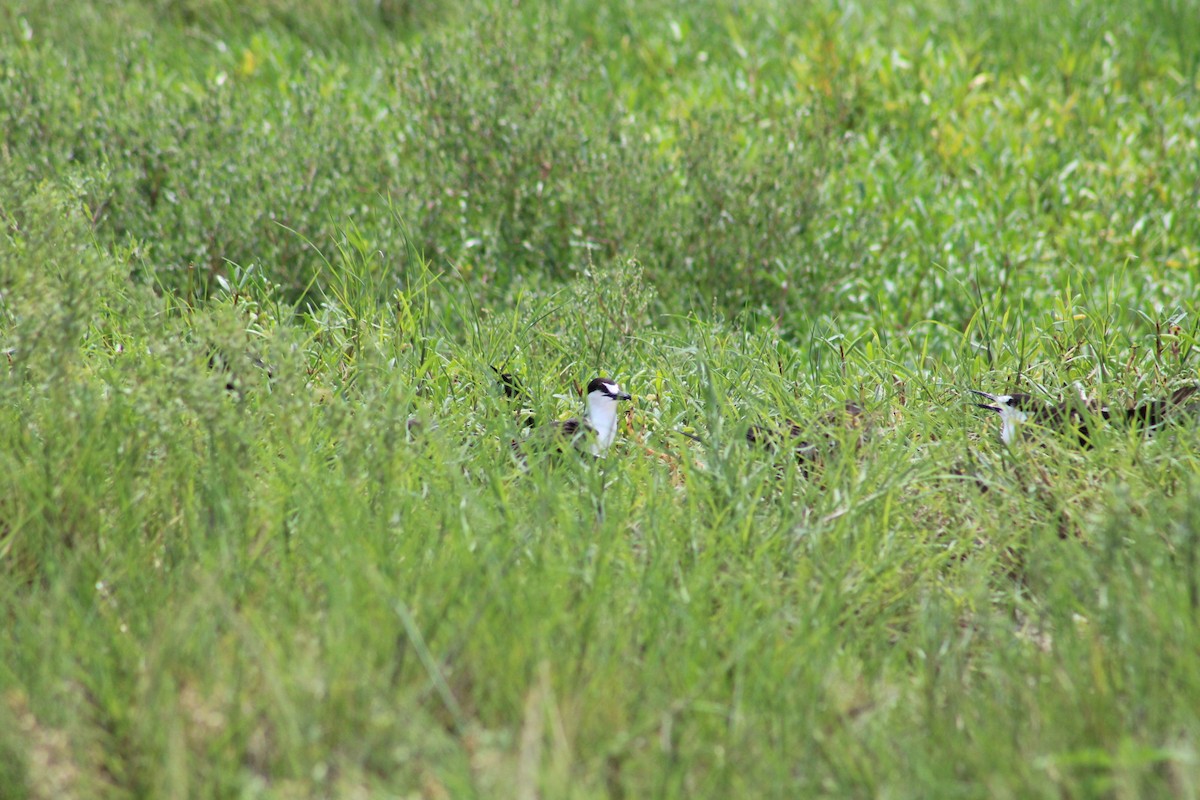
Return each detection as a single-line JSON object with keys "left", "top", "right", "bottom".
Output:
{"left": 3, "top": 0, "right": 1200, "bottom": 796}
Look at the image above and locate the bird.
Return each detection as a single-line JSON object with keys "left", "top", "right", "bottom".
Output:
{"left": 744, "top": 401, "right": 867, "bottom": 472}
{"left": 493, "top": 366, "right": 536, "bottom": 428}
{"left": 969, "top": 390, "right": 1098, "bottom": 447}
{"left": 1119, "top": 383, "right": 1200, "bottom": 430}
{"left": 207, "top": 346, "right": 273, "bottom": 396}
{"left": 511, "top": 376, "right": 632, "bottom": 459}
{"left": 492, "top": 366, "right": 531, "bottom": 403}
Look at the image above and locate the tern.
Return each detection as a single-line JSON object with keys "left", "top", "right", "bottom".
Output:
{"left": 744, "top": 401, "right": 867, "bottom": 472}
{"left": 969, "top": 390, "right": 1098, "bottom": 447}
{"left": 207, "top": 346, "right": 273, "bottom": 396}
{"left": 1120, "top": 383, "right": 1200, "bottom": 430}
{"left": 493, "top": 366, "right": 535, "bottom": 428}
{"left": 510, "top": 376, "right": 632, "bottom": 459}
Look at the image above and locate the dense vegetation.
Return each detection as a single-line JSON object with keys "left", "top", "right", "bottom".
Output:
{"left": 2, "top": 0, "right": 1199, "bottom": 796}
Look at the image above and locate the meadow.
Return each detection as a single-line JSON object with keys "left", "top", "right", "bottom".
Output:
{"left": 2, "top": 0, "right": 1200, "bottom": 796}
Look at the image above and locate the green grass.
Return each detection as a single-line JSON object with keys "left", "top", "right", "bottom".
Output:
{"left": 3, "top": 0, "right": 1200, "bottom": 796}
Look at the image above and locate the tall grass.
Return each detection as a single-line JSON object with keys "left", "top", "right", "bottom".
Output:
{"left": 3, "top": 0, "right": 1200, "bottom": 797}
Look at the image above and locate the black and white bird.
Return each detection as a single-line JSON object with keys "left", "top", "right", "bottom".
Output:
{"left": 1120, "top": 383, "right": 1200, "bottom": 430}
{"left": 969, "top": 390, "right": 1097, "bottom": 447}
{"left": 207, "top": 345, "right": 273, "bottom": 396}
{"left": 512, "top": 376, "right": 632, "bottom": 458}
{"left": 744, "top": 401, "right": 867, "bottom": 471}
{"left": 972, "top": 383, "right": 1200, "bottom": 446}
{"left": 493, "top": 366, "right": 536, "bottom": 428}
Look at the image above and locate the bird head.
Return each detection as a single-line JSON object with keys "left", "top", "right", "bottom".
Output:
{"left": 969, "top": 390, "right": 1034, "bottom": 420}
{"left": 970, "top": 390, "right": 1035, "bottom": 445}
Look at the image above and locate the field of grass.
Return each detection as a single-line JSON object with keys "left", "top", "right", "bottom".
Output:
{"left": 3, "top": 0, "right": 1200, "bottom": 796}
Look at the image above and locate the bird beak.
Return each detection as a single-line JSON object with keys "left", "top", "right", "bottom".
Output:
{"left": 968, "top": 389, "right": 1000, "bottom": 413}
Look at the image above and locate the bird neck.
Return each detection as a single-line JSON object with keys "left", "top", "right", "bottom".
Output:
{"left": 999, "top": 408, "right": 1028, "bottom": 445}
{"left": 587, "top": 395, "right": 620, "bottom": 454}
